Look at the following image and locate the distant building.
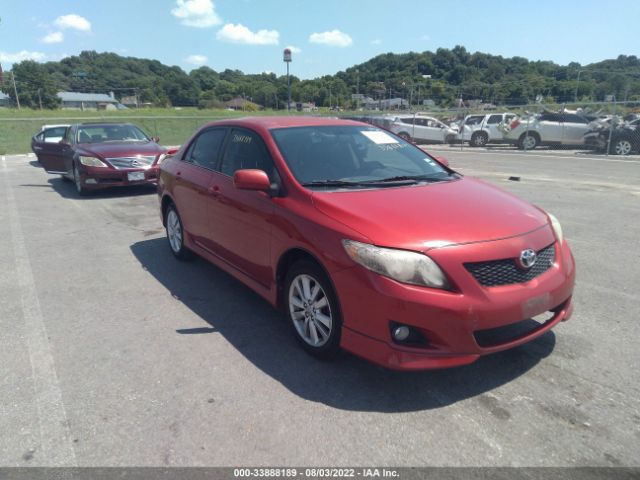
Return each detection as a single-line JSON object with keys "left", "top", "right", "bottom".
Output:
{"left": 0, "top": 91, "right": 10, "bottom": 107}
{"left": 57, "top": 91, "right": 119, "bottom": 110}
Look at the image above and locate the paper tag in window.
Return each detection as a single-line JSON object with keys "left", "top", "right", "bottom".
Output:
{"left": 361, "top": 131, "right": 398, "bottom": 144}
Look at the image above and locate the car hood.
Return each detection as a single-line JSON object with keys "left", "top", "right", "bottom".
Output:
{"left": 77, "top": 141, "right": 164, "bottom": 159}
{"left": 311, "top": 176, "right": 550, "bottom": 251}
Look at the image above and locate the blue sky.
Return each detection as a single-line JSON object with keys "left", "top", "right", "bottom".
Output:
{"left": 1, "top": 0, "right": 638, "bottom": 79}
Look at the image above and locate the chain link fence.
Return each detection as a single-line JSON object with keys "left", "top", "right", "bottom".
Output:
{"left": 1, "top": 101, "right": 639, "bottom": 156}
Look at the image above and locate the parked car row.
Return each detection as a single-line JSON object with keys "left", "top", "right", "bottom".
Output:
{"left": 31, "top": 117, "right": 575, "bottom": 371}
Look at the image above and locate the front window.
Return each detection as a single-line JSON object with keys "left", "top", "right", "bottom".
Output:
{"left": 271, "top": 125, "right": 454, "bottom": 189}
{"left": 76, "top": 124, "right": 150, "bottom": 144}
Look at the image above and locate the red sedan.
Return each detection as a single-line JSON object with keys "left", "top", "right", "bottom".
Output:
{"left": 158, "top": 117, "right": 575, "bottom": 370}
{"left": 34, "top": 123, "right": 170, "bottom": 195}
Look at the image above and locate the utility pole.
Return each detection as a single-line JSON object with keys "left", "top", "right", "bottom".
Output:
{"left": 37, "top": 88, "right": 43, "bottom": 110}
{"left": 11, "top": 71, "right": 20, "bottom": 110}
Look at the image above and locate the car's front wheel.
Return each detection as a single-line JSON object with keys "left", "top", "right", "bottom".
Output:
{"left": 165, "top": 204, "right": 193, "bottom": 260}
{"left": 73, "top": 163, "right": 89, "bottom": 196}
{"left": 610, "top": 138, "right": 632, "bottom": 155}
{"left": 284, "top": 260, "right": 341, "bottom": 359}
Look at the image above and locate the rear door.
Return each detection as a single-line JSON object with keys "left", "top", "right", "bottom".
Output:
{"left": 207, "top": 128, "right": 276, "bottom": 287}
{"left": 561, "top": 114, "right": 589, "bottom": 145}
{"left": 33, "top": 126, "right": 69, "bottom": 172}
{"left": 536, "top": 113, "right": 563, "bottom": 142}
{"left": 171, "top": 127, "right": 228, "bottom": 251}
{"left": 485, "top": 114, "right": 504, "bottom": 141}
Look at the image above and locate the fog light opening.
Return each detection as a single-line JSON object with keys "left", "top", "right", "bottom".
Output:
{"left": 389, "top": 322, "right": 428, "bottom": 347}
{"left": 393, "top": 326, "right": 410, "bottom": 341}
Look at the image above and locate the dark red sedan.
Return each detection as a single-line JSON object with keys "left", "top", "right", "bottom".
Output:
{"left": 158, "top": 117, "right": 575, "bottom": 370}
{"left": 34, "top": 123, "right": 169, "bottom": 195}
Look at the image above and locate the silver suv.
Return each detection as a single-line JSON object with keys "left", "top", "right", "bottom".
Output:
{"left": 455, "top": 113, "right": 517, "bottom": 147}
{"left": 504, "top": 112, "right": 594, "bottom": 149}
{"left": 388, "top": 115, "right": 458, "bottom": 144}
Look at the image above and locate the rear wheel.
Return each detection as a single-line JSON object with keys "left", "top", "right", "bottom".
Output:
{"left": 165, "top": 204, "right": 194, "bottom": 260}
{"left": 610, "top": 138, "right": 632, "bottom": 155}
{"left": 518, "top": 132, "right": 539, "bottom": 150}
{"left": 470, "top": 131, "right": 488, "bottom": 147}
{"left": 284, "top": 260, "right": 342, "bottom": 359}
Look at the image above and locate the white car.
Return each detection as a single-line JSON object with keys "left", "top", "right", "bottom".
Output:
{"left": 455, "top": 113, "right": 517, "bottom": 147}
{"left": 504, "top": 112, "right": 595, "bottom": 149}
{"left": 388, "top": 115, "right": 458, "bottom": 144}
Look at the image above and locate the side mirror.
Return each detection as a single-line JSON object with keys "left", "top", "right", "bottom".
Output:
{"left": 435, "top": 156, "right": 450, "bottom": 167}
{"left": 233, "top": 169, "right": 271, "bottom": 191}
{"left": 152, "top": 136, "right": 160, "bottom": 143}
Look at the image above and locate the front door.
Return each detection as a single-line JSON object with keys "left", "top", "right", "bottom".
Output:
{"left": 207, "top": 128, "right": 276, "bottom": 287}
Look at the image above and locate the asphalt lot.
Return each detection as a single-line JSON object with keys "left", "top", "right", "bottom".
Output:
{"left": 1, "top": 148, "right": 639, "bottom": 467}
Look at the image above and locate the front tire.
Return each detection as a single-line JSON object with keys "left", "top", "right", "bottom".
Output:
{"left": 398, "top": 132, "right": 412, "bottom": 142}
{"left": 165, "top": 204, "right": 194, "bottom": 260}
{"left": 284, "top": 260, "right": 342, "bottom": 359}
{"left": 73, "top": 163, "right": 89, "bottom": 196}
{"left": 610, "top": 138, "right": 632, "bottom": 155}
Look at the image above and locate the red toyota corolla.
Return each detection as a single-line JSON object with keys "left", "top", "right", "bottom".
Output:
{"left": 158, "top": 117, "right": 575, "bottom": 370}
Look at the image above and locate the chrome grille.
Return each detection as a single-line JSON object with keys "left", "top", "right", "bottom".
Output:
{"left": 464, "top": 244, "right": 556, "bottom": 287}
{"left": 105, "top": 156, "right": 156, "bottom": 170}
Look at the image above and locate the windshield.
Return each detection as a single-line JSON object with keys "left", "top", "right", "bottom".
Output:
{"left": 271, "top": 125, "right": 452, "bottom": 188}
{"left": 76, "top": 124, "right": 150, "bottom": 144}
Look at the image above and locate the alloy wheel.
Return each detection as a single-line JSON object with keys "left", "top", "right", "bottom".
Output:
{"left": 288, "top": 273, "right": 333, "bottom": 347}
{"left": 614, "top": 139, "right": 632, "bottom": 155}
{"left": 167, "top": 209, "right": 183, "bottom": 254}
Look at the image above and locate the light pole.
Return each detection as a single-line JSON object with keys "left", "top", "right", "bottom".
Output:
{"left": 574, "top": 70, "right": 583, "bottom": 103}
{"left": 283, "top": 48, "right": 292, "bottom": 112}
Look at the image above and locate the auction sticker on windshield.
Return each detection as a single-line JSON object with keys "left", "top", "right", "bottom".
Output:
{"left": 361, "top": 130, "right": 398, "bottom": 144}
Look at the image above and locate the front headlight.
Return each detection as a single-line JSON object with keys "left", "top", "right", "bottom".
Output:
{"left": 342, "top": 239, "right": 450, "bottom": 290}
{"left": 156, "top": 153, "right": 167, "bottom": 165}
{"left": 79, "top": 156, "right": 108, "bottom": 168}
{"left": 547, "top": 212, "right": 564, "bottom": 244}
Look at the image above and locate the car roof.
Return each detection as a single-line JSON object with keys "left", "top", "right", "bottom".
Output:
{"left": 202, "top": 116, "right": 369, "bottom": 130}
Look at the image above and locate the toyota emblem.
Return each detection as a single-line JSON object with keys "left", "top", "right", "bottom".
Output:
{"left": 518, "top": 249, "right": 537, "bottom": 269}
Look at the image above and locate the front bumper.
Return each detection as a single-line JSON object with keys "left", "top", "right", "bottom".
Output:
{"left": 333, "top": 227, "right": 576, "bottom": 370}
{"left": 79, "top": 166, "right": 159, "bottom": 190}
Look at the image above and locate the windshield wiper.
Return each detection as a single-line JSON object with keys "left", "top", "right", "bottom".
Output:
{"left": 301, "top": 179, "right": 368, "bottom": 187}
{"left": 375, "top": 174, "right": 450, "bottom": 183}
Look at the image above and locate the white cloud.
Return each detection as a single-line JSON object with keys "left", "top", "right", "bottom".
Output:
{"left": 185, "top": 54, "right": 208, "bottom": 65}
{"left": 172, "top": 0, "right": 221, "bottom": 28}
{"left": 309, "top": 30, "right": 353, "bottom": 47}
{"left": 42, "top": 31, "right": 64, "bottom": 44}
{"left": 285, "top": 45, "right": 302, "bottom": 54}
{"left": 54, "top": 14, "right": 91, "bottom": 32}
{"left": 0, "top": 50, "right": 47, "bottom": 63}
{"left": 371, "top": 38, "right": 382, "bottom": 45}
{"left": 216, "top": 23, "right": 279, "bottom": 45}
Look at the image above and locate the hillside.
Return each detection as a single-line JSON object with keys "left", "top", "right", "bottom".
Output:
{"left": 2, "top": 46, "right": 639, "bottom": 109}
